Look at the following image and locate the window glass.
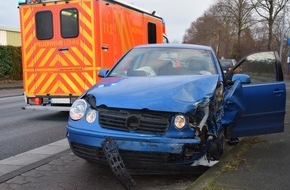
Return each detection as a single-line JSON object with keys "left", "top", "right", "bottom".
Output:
{"left": 109, "top": 47, "right": 217, "bottom": 77}
{"left": 236, "top": 52, "right": 276, "bottom": 83}
{"left": 35, "top": 11, "right": 53, "bottom": 40}
{"left": 148, "top": 22, "right": 157, "bottom": 44}
{"left": 60, "top": 8, "right": 79, "bottom": 38}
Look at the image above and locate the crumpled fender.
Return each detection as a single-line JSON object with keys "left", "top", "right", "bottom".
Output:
{"left": 222, "top": 80, "right": 245, "bottom": 126}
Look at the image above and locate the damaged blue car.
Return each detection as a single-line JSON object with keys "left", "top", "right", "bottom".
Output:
{"left": 66, "top": 44, "right": 285, "bottom": 177}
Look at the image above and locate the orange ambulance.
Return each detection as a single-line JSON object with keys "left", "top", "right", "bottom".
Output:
{"left": 18, "top": 0, "right": 168, "bottom": 111}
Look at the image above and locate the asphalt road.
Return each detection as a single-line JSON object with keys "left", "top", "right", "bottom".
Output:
{"left": 0, "top": 95, "right": 68, "bottom": 160}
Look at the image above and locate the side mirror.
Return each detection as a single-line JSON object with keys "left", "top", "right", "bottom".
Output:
{"left": 232, "top": 74, "right": 251, "bottom": 84}
{"left": 98, "top": 69, "right": 109, "bottom": 78}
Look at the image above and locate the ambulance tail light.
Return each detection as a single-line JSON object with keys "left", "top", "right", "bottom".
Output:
{"left": 28, "top": 97, "right": 43, "bottom": 105}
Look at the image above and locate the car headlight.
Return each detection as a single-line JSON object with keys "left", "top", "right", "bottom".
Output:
{"left": 70, "top": 99, "right": 87, "bottom": 120}
{"left": 86, "top": 109, "right": 97, "bottom": 123}
{"left": 174, "top": 114, "right": 186, "bottom": 129}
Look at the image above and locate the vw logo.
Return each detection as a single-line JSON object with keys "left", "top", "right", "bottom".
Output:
{"left": 126, "top": 115, "right": 140, "bottom": 131}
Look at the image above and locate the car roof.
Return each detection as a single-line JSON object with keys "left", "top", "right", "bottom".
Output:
{"left": 220, "top": 59, "right": 233, "bottom": 62}
{"left": 134, "top": 43, "right": 214, "bottom": 51}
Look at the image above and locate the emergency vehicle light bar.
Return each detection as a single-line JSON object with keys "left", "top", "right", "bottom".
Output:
{"left": 42, "top": 0, "right": 72, "bottom": 2}
{"left": 18, "top": 0, "right": 71, "bottom": 4}
{"left": 18, "top": 0, "right": 27, "bottom": 4}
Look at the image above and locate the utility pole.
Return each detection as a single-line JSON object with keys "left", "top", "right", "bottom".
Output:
{"left": 279, "top": 0, "right": 288, "bottom": 61}
{"left": 286, "top": 27, "right": 290, "bottom": 75}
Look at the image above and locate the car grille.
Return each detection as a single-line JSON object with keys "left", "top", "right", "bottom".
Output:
{"left": 98, "top": 108, "right": 172, "bottom": 134}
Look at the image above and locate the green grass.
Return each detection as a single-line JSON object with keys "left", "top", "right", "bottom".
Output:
{"left": 203, "top": 182, "right": 226, "bottom": 190}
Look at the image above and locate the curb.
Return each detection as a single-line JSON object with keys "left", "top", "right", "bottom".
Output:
{"left": 0, "top": 81, "right": 23, "bottom": 90}
{"left": 0, "top": 86, "right": 22, "bottom": 90}
{"left": 0, "top": 88, "right": 23, "bottom": 99}
{"left": 0, "top": 139, "right": 70, "bottom": 183}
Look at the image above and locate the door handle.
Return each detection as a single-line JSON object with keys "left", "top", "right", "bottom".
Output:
{"left": 273, "top": 89, "right": 284, "bottom": 96}
{"left": 58, "top": 47, "right": 69, "bottom": 51}
{"left": 102, "top": 45, "right": 109, "bottom": 51}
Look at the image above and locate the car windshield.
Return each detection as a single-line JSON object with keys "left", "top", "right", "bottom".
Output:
{"left": 109, "top": 47, "right": 217, "bottom": 77}
{"left": 220, "top": 59, "right": 234, "bottom": 67}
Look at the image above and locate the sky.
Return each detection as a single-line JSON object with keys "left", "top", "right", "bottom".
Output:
{"left": 0, "top": 0, "right": 214, "bottom": 43}
{"left": 128, "top": 0, "right": 215, "bottom": 42}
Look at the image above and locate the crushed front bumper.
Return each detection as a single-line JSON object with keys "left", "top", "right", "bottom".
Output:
{"left": 67, "top": 126, "right": 206, "bottom": 165}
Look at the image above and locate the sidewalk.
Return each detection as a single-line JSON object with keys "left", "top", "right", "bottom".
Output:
{"left": 189, "top": 130, "right": 290, "bottom": 190}
{"left": 0, "top": 140, "right": 70, "bottom": 184}
{"left": 0, "top": 80, "right": 22, "bottom": 90}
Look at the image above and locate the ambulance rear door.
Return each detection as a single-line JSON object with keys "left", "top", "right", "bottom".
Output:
{"left": 22, "top": 0, "right": 95, "bottom": 99}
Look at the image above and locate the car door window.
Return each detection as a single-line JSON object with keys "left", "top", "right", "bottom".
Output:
{"left": 235, "top": 52, "right": 276, "bottom": 84}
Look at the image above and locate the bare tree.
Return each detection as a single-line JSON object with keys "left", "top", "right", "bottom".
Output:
{"left": 183, "top": 0, "right": 255, "bottom": 59}
{"left": 183, "top": 0, "right": 289, "bottom": 59}
{"left": 183, "top": 3, "right": 234, "bottom": 58}
{"left": 183, "top": 12, "right": 220, "bottom": 46}
{"left": 218, "top": 0, "right": 254, "bottom": 59}
{"left": 251, "top": 0, "right": 287, "bottom": 50}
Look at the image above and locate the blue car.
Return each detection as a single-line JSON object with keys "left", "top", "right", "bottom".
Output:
{"left": 66, "top": 44, "right": 285, "bottom": 172}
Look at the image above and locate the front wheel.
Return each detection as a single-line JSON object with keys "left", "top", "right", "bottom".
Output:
{"left": 208, "top": 131, "right": 225, "bottom": 160}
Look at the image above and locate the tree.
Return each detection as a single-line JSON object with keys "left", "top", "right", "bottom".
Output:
{"left": 183, "top": 12, "right": 220, "bottom": 46}
{"left": 183, "top": 0, "right": 289, "bottom": 61}
{"left": 183, "top": 3, "right": 234, "bottom": 58}
{"left": 183, "top": 1, "right": 255, "bottom": 59}
{"left": 218, "top": 0, "right": 254, "bottom": 59}
{"left": 251, "top": 0, "right": 287, "bottom": 50}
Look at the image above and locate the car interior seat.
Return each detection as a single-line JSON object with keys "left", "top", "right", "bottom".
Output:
{"left": 157, "top": 60, "right": 175, "bottom": 75}
{"left": 188, "top": 59, "right": 208, "bottom": 73}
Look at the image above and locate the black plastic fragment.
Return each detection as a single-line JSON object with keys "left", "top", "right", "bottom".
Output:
{"left": 101, "top": 138, "right": 136, "bottom": 190}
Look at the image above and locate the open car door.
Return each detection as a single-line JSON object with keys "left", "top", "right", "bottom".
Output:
{"left": 226, "top": 51, "right": 286, "bottom": 137}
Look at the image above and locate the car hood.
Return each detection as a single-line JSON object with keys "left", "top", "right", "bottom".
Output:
{"left": 86, "top": 75, "right": 220, "bottom": 113}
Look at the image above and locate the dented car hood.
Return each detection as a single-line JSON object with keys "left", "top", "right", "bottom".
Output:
{"left": 86, "top": 75, "right": 220, "bottom": 112}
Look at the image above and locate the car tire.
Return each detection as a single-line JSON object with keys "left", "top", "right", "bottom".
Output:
{"left": 208, "top": 131, "right": 225, "bottom": 160}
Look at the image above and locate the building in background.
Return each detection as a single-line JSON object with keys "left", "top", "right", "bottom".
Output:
{"left": 0, "top": 26, "right": 21, "bottom": 46}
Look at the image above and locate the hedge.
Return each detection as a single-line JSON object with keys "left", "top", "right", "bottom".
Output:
{"left": 0, "top": 45, "right": 22, "bottom": 80}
